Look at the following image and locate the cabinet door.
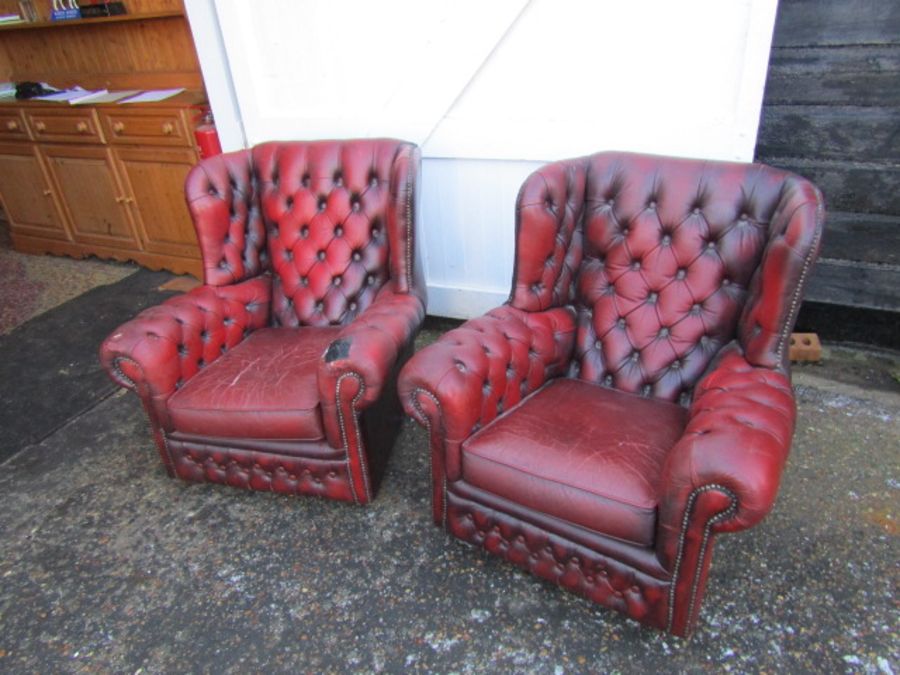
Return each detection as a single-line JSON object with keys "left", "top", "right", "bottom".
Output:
{"left": 0, "top": 142, "right": 70, "bottom": 241}
{"left": 114, "top": 145, "right": 200, "bottom": 259}
{"left": 40, "top": 144, "right": 139, "bottom": 249}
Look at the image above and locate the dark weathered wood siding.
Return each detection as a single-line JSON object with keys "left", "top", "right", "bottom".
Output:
{"left": 755, "top": 0, "right": 900, "bottom": 312}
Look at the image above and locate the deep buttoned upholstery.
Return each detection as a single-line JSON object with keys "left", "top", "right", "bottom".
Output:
{"left": 101, "top": 139, "right": 425, "bottom": 504}
{"left": 399, "top": 151, "right": 823, "bottom": 635}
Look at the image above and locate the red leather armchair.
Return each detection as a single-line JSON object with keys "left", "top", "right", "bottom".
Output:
{"left": 101, "top": 139, "right": 425, "bottom": 504}
{"left": 399, "top": 152, "right": 823, "bottom": 635}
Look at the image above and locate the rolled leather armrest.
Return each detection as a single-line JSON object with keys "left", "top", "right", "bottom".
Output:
{"left": 318, "top": 283, "right": 425, "bottom": 411}
{"left": 398, "top": 304, "right": 576, "bottom": 479}
{"left": 657, "top": 343, "right": 796, "bottom": 566}
{"left": 99, "top": 276, "right": 272, "bottom": 403}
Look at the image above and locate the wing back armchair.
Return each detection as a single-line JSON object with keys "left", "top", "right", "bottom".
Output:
{"left": 101, "top": 139, "right": 425, "bottom": 504}
{"left": 399, "top": 151, "right": 823, "bottom": 635}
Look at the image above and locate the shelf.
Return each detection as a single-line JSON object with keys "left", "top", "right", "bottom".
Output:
{"left": 0, "top": 10, "right": 183, "bottom": 32}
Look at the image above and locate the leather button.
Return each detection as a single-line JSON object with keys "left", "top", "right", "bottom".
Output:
{"left": 333, "top": 276, "right": 342, "bottom": 286}
{"left": 366, "top": 274, "right": 375, "bottom": 285}
{"left": 617, "top": 318, "right": 626, "bottom": 328}
{"left": 317, "top": 250, "right": 326, "bottom": 261}
{"left": 676, "top": 268, "right": 686, "bottom": 280}
{"left": 334, "top": 226, "right": 343, "bottom": 237}
{"left": 349, "top": 301, "right": 358, "bottom": 312}
{"left": 594, "top": 339, "right": 602, "bottom": 349}
{"left": 661, "top": 234, "right": 671, "bottom": 245}
{"left": 318, "top": 198, "right": 327, "bottom": 211}
{"left": 300, "top": 225, "right": 309, "bottom": 238}
{"left": 352, "top": 251, "right": 362, "bottom": 262}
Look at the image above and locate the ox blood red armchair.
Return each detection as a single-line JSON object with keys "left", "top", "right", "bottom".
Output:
{"left": 100, "top": 139, "right": 425, "bottom": 504}
{"left": 399, "top": 151, "right": 823, "bottom": 635}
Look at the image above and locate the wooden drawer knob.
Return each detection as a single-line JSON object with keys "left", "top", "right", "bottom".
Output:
{"left": 34, "top": 121, "right": 46, "bottom": 131}
{"left": 162, "top": 122, "right": 175, "bottom": 135}
{"left": 113, "top": 121, "right": 125, "bottom": 133}
{"left": 76, "top": 121, "right": 88, "bottom": 133}
{"left": 6, "top": 120, "right": 18, "bottom": 131}
{"left": 42, "top": 188, "right": 52, "bottom": 196}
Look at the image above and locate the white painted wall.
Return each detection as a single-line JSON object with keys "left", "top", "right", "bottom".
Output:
{"left": 185, "top": 0, "right": 779, "bottom": 318}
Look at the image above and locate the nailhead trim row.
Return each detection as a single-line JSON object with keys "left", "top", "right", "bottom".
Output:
{"left": 336, "top": 371, "right": 370, "bottom": 504}
{"left": 411, "top": 386, "right": 447, "bottom": 526}
{"left": 775, "top": 197, "right": 824, "bottom": 362}
{"left": 666, "top": 483, "right": 737, "bottom": 632}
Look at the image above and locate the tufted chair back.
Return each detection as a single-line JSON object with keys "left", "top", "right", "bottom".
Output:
{"left": 185, "top": 139, "right": 419, "bottom": 328}
{"left": 511, "top": 152, "right": 823, "bottom": 403}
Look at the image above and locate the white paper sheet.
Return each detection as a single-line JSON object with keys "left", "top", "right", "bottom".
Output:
{"left": 71, "top": 90, "right": 139, "bottom": 105}
{"left": 68, "top": 89, "right": 108, "bottom": 104}
{"left": 119, "top": 88, "right": 185, "bottom": 104}
{"left": 35, "top": 88, "right": 88, "bottom": 102}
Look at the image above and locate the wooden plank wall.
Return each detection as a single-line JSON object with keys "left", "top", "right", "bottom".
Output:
{"left": 755, "top": 0, "right": 900, "bottom": 312}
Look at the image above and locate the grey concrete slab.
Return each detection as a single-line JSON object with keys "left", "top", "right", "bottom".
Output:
{"left": 0, "top": 341, "right": 897, "bottom": 673}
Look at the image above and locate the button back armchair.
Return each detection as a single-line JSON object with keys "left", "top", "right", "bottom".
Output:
{"left": 101, "top": 139, "right": 425, "bottom": 504}
{"left": 399, "top": 151, "right": 823, "bottom": 635}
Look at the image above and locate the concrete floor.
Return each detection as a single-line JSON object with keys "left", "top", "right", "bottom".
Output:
{"left": 0, "top": 331, "right": 897, "bottom": 673}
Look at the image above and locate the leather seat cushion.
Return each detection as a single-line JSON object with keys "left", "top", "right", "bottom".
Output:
{"left": 461, "top": 378, "right": 688, "bottom": 547}
{"left": 167, "top": 326, "right": 339, "bottom": 440}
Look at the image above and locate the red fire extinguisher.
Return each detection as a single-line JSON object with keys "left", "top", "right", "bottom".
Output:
{"left": 193, "top": 108, "right": 222, "bottom": 159}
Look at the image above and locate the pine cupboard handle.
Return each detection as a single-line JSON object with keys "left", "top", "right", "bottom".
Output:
{"left": 34, "top": 121, "right": 46, "bottom": 131}
{"left": 6, "top": 120, "right": 18, "bottom": 131}
{"left": 161, "top": 122, "right": 174, "bottom": 135}
{"left": 76, "top": 121, "right": 88, "bottom": 133}
{"left": 43, "top": 189, "right": 52, "bottom": 196}
{"left": 113, "top": 121, "right": 125, "bottom": 133}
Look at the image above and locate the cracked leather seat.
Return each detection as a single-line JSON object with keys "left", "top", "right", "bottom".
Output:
{"left": 398, "top": 151, "right": 823, "bottom": 635}
{"left": 101, "top": 139, "right": 425, "bottom": 504}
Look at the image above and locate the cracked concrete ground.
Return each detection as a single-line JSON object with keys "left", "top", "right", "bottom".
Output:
{"left": 0, "top": 330, "right": 897, "bottom": 673}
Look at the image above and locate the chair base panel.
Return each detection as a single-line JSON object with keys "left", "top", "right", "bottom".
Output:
{"left": 445, "top": 487, "right": 673, "bottom": 634}
{"left": 166, "top": 435, "right": 357, "bottom": 503}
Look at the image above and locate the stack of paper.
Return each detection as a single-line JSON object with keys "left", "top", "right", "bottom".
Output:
{"left": 70, "top": 90, "right": 140, "bottom": 105}
{"left": 119, "top": 88, "right": 185, "bottom": 104}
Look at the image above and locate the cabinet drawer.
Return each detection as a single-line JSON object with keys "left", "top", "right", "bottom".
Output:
{"left": 99, "top": 110, "right": 192, "bottom": 147}
{"left": 25, "top": 109, "right": 104, "bottom": 144}
{"left": 0, "top": 110, "right": 31, "bottom": 141}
